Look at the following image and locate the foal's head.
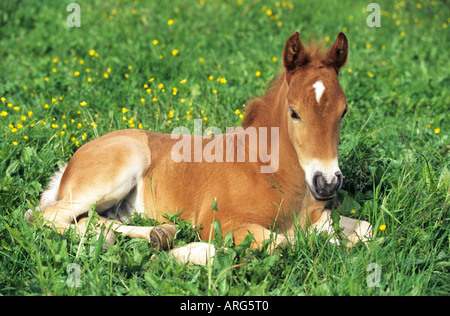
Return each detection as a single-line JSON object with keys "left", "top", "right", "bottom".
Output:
{"left": 283, "top": 32, "right": 348, "bottom": 201}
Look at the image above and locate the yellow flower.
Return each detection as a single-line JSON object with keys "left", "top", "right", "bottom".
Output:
{"left": 379, "top": 224, "right": 386, "bottom": 231}
{"left": 53, "top": 56, "right": 59, "bottom": 63}
{"left": 89, "top": 49, "right": 96, "bottom": 56}
{"left": 351, "top": 209, "right": 356, "bottom": 214}
{"left": 180, "top": 79, "right": 187, "bottom": 84}
{"left": 434, "top": 128, "right": 440, "bottom": 134}
{"left": 153, "top": 97, "right": 158, "bottom": 102}
{"left": 172, "top": 49, "right": 179, "bottom": 56}
{"left": 1, "top": 97, "right": 5, "bottom": 103}
{"left": 255, "top": 71, "right": 261, "bottom": 77}
{"left": 272, "top": 56, "right": 277, "bottom": 62}
{"left": 220, "top": 78, "right": 227, "bottom": 84}
{"left": 235, "top": 109, "right": 241, "bottom": 115}
{"left": 167, "top": 19, "right": 174, "bottom": 25}
{"left": 158, "top": 83, "right": 164, "bottom": 89}
{"left": 367, "top": 71, "right": 374, "bottom": 78}
{"left": 168, "top": 110, "right": 174, "bottom": 118}
{"left": 80, "top": 101, "right": 87, "bottom": 107}
{"left": 88, "top": 77, "right": 92, "bottom": 82}
{"left": 325, "top": 36, "right": 330, "bottom": 42}
{"left": 13, "top": 141, "right": 19, "bottom": 146}
{"left": 44, "top": 77, "right": 49, "bottom": 82}
{"left": 266, "top": 9, "right": 272, "bottom": 16}
{"left": 153, "top": 39, "right": 159, "bottom": 45}
{"left": 21, "top": 116, "right": 26, "bottom": 121}
{"left": 122, "top": 108, "right": 128, "bottom": 114}
{"left": 103, "top": 72, "right": 109, "bottom": 79}
{"left": 140, "top": 98, "right": 145, "bottom": 103}
{"left": 239, "top": 114, "right": 244, "bottom": 119}
{"left": 366, "top": 43, "right": 371, "bottom": 49}
{"left": 74, "top": 71, "right": 80, "bottom": 76}
{"left": 199, "top": 57, "right": 204, "bottom": 63}
{"left": 203, "top": 116, "right": 208, "bottom": 122}
{"left": 208, "top": 75, "right": 214, "bottom": 80}
{"left": 0, "top": 111, "right": 7, "bottom": 117}
{"left": 51, "top": 124, "right": 58, "bottom": 129}
{"left": 400, "top": 31, "right": 406, "bottom": 36}
{"left": 172, "top": 87, "right": 178, "bottom": 95}
{"left": 213, "top": 89, "right": 217, "bottom": 94}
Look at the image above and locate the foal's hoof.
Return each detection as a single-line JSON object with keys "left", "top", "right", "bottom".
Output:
{"left": 149, "top": 224, "right": 177, "bottom": 251}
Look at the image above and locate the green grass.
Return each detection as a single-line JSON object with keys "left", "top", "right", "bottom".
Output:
{"left": 0, "top": 0, "right": 448, "bottom": 296}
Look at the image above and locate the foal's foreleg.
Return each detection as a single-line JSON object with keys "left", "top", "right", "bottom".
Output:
{"left": 168, "top": 223, "right": 288, "bottom": 266}
{"left": 311, "top": 210, "right": 373, "bottom": 246}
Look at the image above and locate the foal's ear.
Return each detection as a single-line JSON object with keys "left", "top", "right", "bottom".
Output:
{"left": 324, "top": 32, "right": 348, "bottom": 74}
{"left": 283, "top": 32, "right": 306, "bottom": 73}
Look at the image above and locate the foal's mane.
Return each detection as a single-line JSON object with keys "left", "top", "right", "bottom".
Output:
{"left": 242, "top": 40, "right": 327, "bottom": 128}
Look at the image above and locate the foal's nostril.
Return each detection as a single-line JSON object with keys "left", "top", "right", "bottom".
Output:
{"left": 335, "top": 171, "right": 343, "bottom": 189}
{"left": 312, "top": 172, "right": 328, "bottom": 194}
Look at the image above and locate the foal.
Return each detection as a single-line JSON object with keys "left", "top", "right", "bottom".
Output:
{"left": 27, "top": 32, "right": 372, "bottom": 265}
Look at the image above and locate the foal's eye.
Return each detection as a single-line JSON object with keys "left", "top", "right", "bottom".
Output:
{"left": 341, "top": 107, "right": 348, "bottom": 118}
{"left": 289, "top": 107, "right": 300, "bottom": 120}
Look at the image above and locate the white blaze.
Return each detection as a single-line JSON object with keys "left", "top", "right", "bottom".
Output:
{"left": 313, "top": 80, "right": 325, "bottom": 103}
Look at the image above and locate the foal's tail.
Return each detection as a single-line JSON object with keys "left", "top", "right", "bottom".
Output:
{"left": 25, "top": 164, "right": 67, "bottom": 222}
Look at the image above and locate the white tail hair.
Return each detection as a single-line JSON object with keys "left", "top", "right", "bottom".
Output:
{"left": 39, "top": 164, "right": 67, "bottom": 210}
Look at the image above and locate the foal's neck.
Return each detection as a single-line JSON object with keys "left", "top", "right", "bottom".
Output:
{"left": 245, "top": 72, "right": 306, "bottom": 203}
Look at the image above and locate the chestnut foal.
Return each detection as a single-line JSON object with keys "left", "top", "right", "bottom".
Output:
{"left": 27, "top": 32, "right": 372, "bottom": 265}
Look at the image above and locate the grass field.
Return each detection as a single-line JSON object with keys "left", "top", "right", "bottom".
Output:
{"left": 0, "top": 0, "right": 448, "bottom": 296}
